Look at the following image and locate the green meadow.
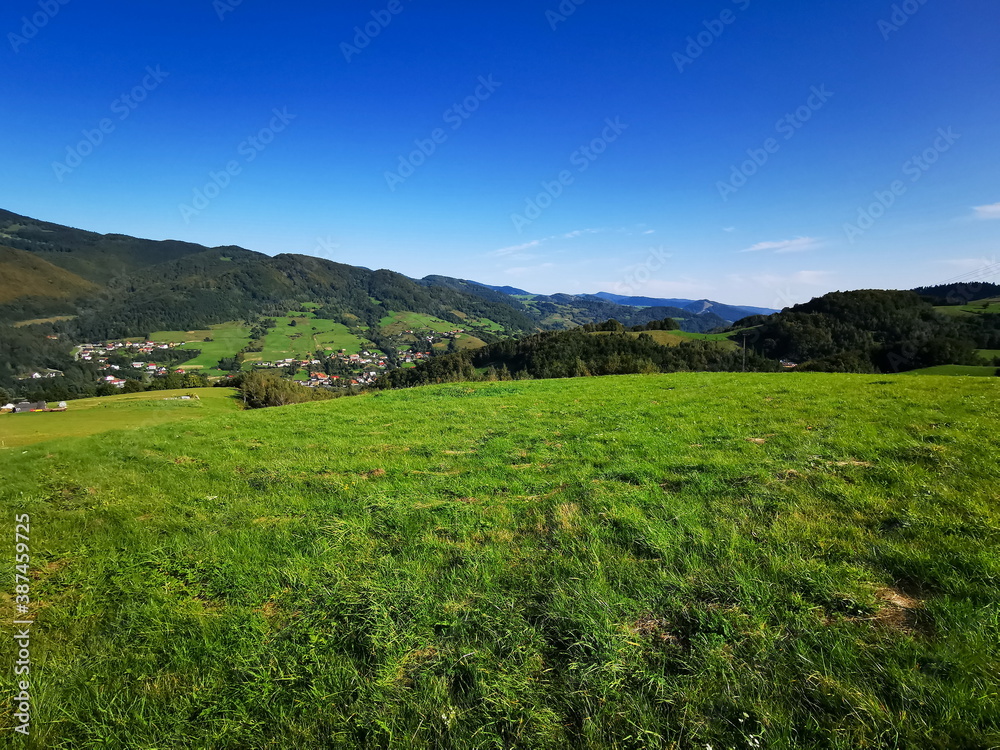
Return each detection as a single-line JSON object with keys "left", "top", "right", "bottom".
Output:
{"left": 934, "top": 299, "right": 1000, "bottom": 316}
{"left": 379, "top": 311, "right": 459, "bottom": 335}
{"left": 144, "top": 318, "right": 373, "bottom": 373}
{"left": 0, "top": 388, "right": 240, "bottom": 448}
{"left": 236, "top": 317, "right": 371, "bottom": 367}
{"left": 907, "top": 365, "right": 998, "bottom": 377}
{"left": 599, "top": 330, "right": 740, "bottom": 351}
{"left": 144, "top": 323, "right": 254, "bottom": 375}
{"left": 1, "top": 374, "right": 998, "bottom": 748}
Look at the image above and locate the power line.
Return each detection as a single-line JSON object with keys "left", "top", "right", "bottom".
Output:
{"left": 933, "top": 261, "right": 1000, "bottom": 287}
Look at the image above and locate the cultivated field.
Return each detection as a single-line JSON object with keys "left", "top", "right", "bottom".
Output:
{"left": 1, "top": 374, "right": 998, "bottom": 748}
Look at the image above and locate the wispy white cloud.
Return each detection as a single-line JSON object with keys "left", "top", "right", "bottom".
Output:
{"left": 491, "top": 240, "right": 542, "bottom": 257}
{"left": 643, "top": 229, "right": 656, "bottom": 235}
{"left": 491, "top": 229, "right": 605, "bottom": 257}
{"left": 973, "top": 202, "right": 1000, "bottom": 220}
{"left": 739, "top": 237, "right": 821, "bottom": 254}
{"left": 723, "top": 227, "right": 736, "bottom": 233}
{"left": 563, "top": 228, "right": 602, "bottom": 239}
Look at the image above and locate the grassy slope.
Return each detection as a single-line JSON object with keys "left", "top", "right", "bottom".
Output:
{"left": 0, "top": 388, "right": 240, "bottom": 448}
{"left": 13, "top": 315, "right": 78, "bottom": 328}
{"left": 1, "top": 374, "right": 999, "bottom": 749}
{"left": 252, "top": 317, "right": 372, "bottom": 363}
{"left": 593, "top": 330, "right": 740, "bottom": 351}
{"left": 934, "top": 300, "right": 1000, "bottom": 316}
{"left": 146, "top": 318, "right": 371, "bottom": 372}
{"left": 146, "top": 323, "right": 254, "bottom": 373}
{"left": 0, "top": 245, "right": 98, "bottom": 303}
{"left": 906, "top": 365, "right": 998, "bottom": 377}
{"left": 379, "top": 311, "right": 458, "bottom": 335}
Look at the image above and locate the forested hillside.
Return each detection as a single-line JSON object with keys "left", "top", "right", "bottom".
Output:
{"left": 424, "top": 274, "right": 730, "bottom": 333}
{"left": 914, "top": 281, "right": 1000, "bottom": 306}
{"left": 377, "top": 319, "right": 777, "bottom": 388}
{"left": 736, "top": 290, "right": 1000, "bottom": 372}
{"left": 0, "top": 208, "right": 226, "bottom": 282}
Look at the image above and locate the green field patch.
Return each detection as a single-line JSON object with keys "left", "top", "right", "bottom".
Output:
{"left": 935, "top": 300, "right": 1000, "bottom": 316}
{"left": 249, "top": 317, "right": 371, "bottom": 363}
{"left": 143, "top": 322, "right": 253, "bottom": 374}
{"left": 594, "top": 330, "right": 739, "bottom": 350}
{"left": 2, "top": 373, "right": 999, "bottom": 746}
{"left": 455, "top": 334, "right": 488, "bottom": 350}
{"left": 906, "top": 364, "right": 999, "bottom": 377}
{"left": 379, "top": 311, "right": 459, "bottom": 335}
{"left": 0, "top": 388, "right": 240, "bottom": 448}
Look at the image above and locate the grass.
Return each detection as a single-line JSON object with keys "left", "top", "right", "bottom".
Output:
{"left": 976, "top": 349, "right": 1000, "bottom": 361}
{"left": 0, "top": 245, "right": 98, "bottom": 303}
{"left": 906, "top": 365, "right": 998, "bottom": 377}
{"left": 144, "top": 323, "right": 254, "bottom": 375}
{"left": 145, "top": 319, "right": 373, "bottom": 372}
{"left": 593, "top": 330, "right": 739, "bottom": 351}
{"left": 379, "top": 312, "right": 458, "bottom": 334}
{"left": 13, "top": 315, "right": 77, "bottom": 328}
{"left": 0, "top": 388, "right": 240, "bottom": 448}
{"left": 247, "top": 318, "right": 372, "bottom": 363}
{"left": 454, "top": 334, "right": 488, "bottom": 350}
{"left": 1, "top": 373, "right": 999, "bottom": 748}
{"left": 934, "top": 300, "right": 1000, "bottom": 316}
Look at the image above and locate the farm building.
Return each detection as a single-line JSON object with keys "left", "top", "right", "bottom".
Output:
{"left": 12, "top": 401, "right": 47, "bottom": 413}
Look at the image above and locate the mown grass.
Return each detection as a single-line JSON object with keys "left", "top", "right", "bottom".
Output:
{"left": 379, "top": 312, "right": 459, "bottom": 335}
{"left": 251, "top": 317, "right": 371, "bottom": 363}
{"left": 1, "top": 374, "right": 998, "bottom": 749}
{"left": 0, "top": 388, "right": 240, "bottom": 448}
{"left": 906, "top": 365, "right": 998, "bottom": 377}
{"left": 934, "top": 301, "right": 1000, "bottom": 316}
{"left": 593, "top": 331, "right": 738, "bottom": 351}
{"left": 144, "top": 323, "right": 254, "bottom": 374}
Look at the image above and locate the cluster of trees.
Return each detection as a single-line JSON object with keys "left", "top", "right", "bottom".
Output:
{"left": 914, "top": 282, "right": 1000, "bottom": 306}
{"left": 226, "top": 370, "right": 351, "bottom": 409}
{"left": 375, "top": 321, "right": 778, "bottom": 389}
{"left": 734, "top": 290, "right": 998, "bottom": 373}
{"left": 105, "top": 349, "right": 200, "bottom": 369}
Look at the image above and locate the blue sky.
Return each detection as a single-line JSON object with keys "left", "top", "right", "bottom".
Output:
{"left": 2, "top": 0, "right": 998, "bottom": 307}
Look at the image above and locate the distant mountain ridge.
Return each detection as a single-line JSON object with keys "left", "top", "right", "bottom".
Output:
{"left": 586, "top": 292, "right": 778, "bottom": 322}
{"left": 450, "top": 281, "right": 776, "bottom": 325}
{"left": 422, "top": 276, "right": 730, "bottom": 333}
{"left": 1, "top": 210, "right": 736, "bottom": 348}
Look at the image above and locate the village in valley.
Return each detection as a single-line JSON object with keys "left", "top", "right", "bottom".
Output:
{"left": 70, "top": 338, "right": 434, "bottom": 389}
{"left": 2, "top": 307, "right": 501, "bottom": 414}
{"left": 13, "top": 320, "right": 466, "bottom": 394}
